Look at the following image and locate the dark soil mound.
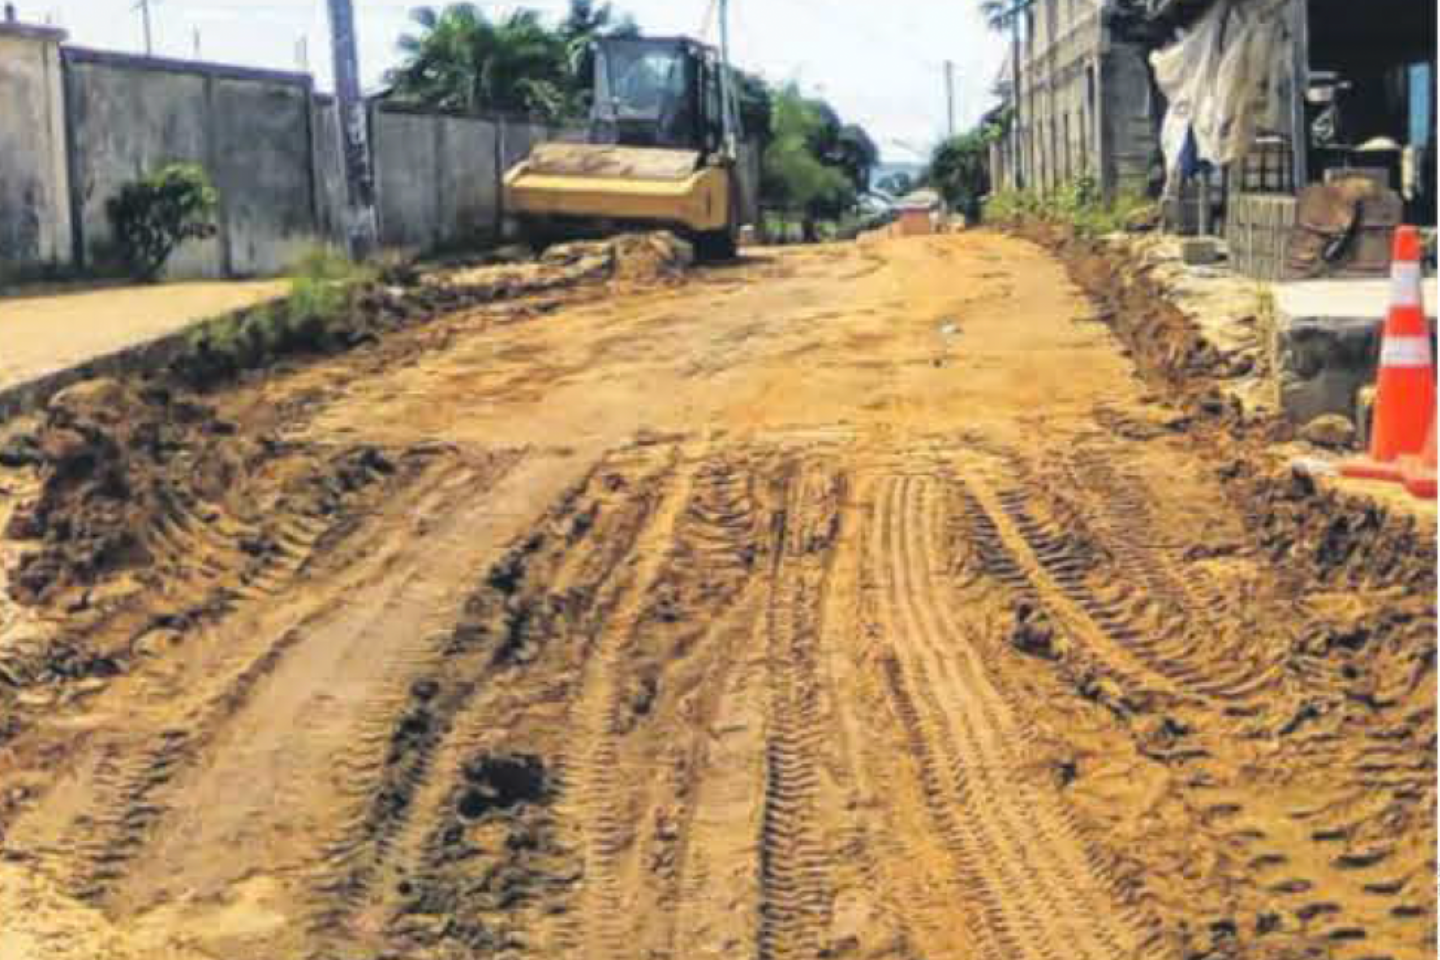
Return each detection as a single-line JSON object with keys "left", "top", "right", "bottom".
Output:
{"left": 5, "top": 379, "right": 253, "bottom": 605}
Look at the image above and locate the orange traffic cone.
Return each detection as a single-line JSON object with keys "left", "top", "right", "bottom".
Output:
{"left": 1401, "top": 415, "right": 1436, "bottom": 499}
{"left": 1342, "top": 225, "right": 1435, "bottom": 483}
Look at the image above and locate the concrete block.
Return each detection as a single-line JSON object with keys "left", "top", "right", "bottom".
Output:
{"left": 1271, "top": 278, "right": 1438, "bottom": 425}
{"left": 1181, "top": 238, "right": 1219, "bottom": 265}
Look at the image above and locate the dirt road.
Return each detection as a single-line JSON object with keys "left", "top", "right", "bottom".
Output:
{"left": 0, "top": 234, "right": 1433, "bottom": 960}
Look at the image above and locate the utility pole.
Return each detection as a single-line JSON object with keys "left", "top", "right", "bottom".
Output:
{"left": 326, "top": 0, "right": 378, "bottom": 259}
{"left": 945, "top": 60, "right": 957, "bottom": 138}
{"left": 134, "top": 0, "right": 153, "bottom": 56}
{"left": 192, "top": 27, "right": 200, "bottom": 60}
{"left": 717, "top": 0, "right": 739, "bottom": 159}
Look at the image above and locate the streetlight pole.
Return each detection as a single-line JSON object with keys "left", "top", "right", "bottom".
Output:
{"left": 326, "top": 0, "right": 378, "bottom": 259}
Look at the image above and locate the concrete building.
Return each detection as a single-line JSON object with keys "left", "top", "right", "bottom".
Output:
{"left": 992, "top": 0, "right": 1434, "bottom": 254}
{"left": 1138, "top": 0, "right": 1435, "bottom": 432}
{"left": 1200, "top": 0, "right": 1437, "bottom": 279}
{"left": 990, "top": 0, "right": 1160, "bottom": 201}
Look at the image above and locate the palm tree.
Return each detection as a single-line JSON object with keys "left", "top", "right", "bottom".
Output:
{"left": 558, "top": 0, "right": 640, "bottom": 114}
{"left": 559, "top": 0, "right": 638, "bottom": 46}
{"left": 387, "top": 4, "right": 570, "bottom": 117}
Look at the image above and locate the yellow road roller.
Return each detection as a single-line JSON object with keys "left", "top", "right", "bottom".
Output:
{"left": 503, "top": 36, "right": 750, "bottom": 259}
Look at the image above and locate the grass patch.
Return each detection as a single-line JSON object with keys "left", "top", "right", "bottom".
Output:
{"left": 172, "top": 245, "right": 387, "bottom": 388}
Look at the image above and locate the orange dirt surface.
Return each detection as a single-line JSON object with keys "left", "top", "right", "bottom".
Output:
{"left": 0, "top": 232, "right": 1433, "bottom": 960}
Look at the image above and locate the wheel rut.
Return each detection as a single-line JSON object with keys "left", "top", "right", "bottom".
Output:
{"left": 870, "top": 472, "right": 1153, "bottom": 960}
{"left": 554, "top": 447, "right": 695, "bottom": 960}
{"left": 755, "top": 463, "right": 843, "bottom": 960}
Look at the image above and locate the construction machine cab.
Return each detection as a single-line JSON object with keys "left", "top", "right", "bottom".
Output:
{"left": 590, "top": 37, "right": 729, "bottom": 157}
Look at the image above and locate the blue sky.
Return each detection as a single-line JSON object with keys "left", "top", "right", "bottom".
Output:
{"left": 23, "top": 0, "right": 1006, "bottom": 161}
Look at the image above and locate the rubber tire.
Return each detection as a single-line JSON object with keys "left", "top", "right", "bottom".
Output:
{"left": 695, "top": 228, "right": 738, "bottom": 263}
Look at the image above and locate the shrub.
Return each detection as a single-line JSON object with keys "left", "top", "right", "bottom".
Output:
{"left": 983, "top": 177, "right": 1151, "bottom": 239}
{"left": 106, "top": 163, "right": 219, "bottom": 282}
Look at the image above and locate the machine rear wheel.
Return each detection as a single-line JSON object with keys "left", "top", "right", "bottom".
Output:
{"left": 694, "top": 228, "right": 738, "bottom": 262}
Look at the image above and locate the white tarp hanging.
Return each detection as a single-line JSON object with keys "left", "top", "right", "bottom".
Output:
{"left": 1150, "top": 0, "right": 1284, "bottom": 190}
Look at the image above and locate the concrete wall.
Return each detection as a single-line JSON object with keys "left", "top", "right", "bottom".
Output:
{"left": 372, "top": 107, "right": 502, "bottom": 250}
{"left": 1, "top": 26, "right": 761, "bottom": 279}
{"left": 312, "top": 97, "right": 348, "bottom": 247}
{"left": 63, "top": 48, "right": 318, "bottom": 278}
{"left": 370, "top": 110, "right": 599, "bottom": 251}
{"left": 1022, "top": 0, "right": 1106, "bottom": 191}
{"left": 0, "top": 23, "right": 72, "bottom": 277}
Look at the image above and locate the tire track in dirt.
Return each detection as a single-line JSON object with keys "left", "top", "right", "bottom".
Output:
{"left": 1183, "top": 781, "right": 1435, "bottom": 960}
{"left": 89, "top": 451, "right": 538, "bottom": 921}
{"left": 631, "top": 454, "right": 770, "bottom": 959}
{"left": 663, "top": 592, "right": 769, "bottom": 959}
{"left": 58, "top": 621, "right": 314, "bottom": 903}
{"left": 5, "top": 450, "right": 484, "bottom": 906}
{"left": 990, "top": 482, "right": 1282, "bottom": 705}
{"left": 957, "top": 478, "right": 1188, "bottom": 709}
{"left": 871, "top": 472, "right": 1151, "bottom": 960}
{"left": 959, "top": 442, "right": 1434, "bottom": 960}
{"left": 549, "top": 447, "right": 695, "bottom": 960}
{"left": 292, "top": 448, "right": 666, "bottom": 957}
{"left": 914, "top": 476, "right": 1158, "bottom": 951}
{"left": 1053, "top": 445, "right": 1288, "bottom": 701}
{"left": 755, "top": 462, "right": 842, "bottom": 960}
{"left": 0, "top": 445, "right": 407, "bottom": 701}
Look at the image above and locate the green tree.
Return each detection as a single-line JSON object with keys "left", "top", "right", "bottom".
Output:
{"left": 834, "top": 124, "right": 880, "bottom": 193}
{"left": 560, "top": 0, "right": 641, "bottom": 114}
{"left": 387, "top": 4, "right": 571, "bottom": 117}
{"left": 927, "top": 129, "right": 994, "bottom": 220}
{"left": 762, "top": 84, "right": 857, "bottom": 240}
{"left": 559, "top": 0, "right": 638, "bottom": 47}
{"left": 734, "top": 70, "right": 774, "bottom": 148}
{"left": 388, "top": 2, "right": 650, "bottom": 120}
